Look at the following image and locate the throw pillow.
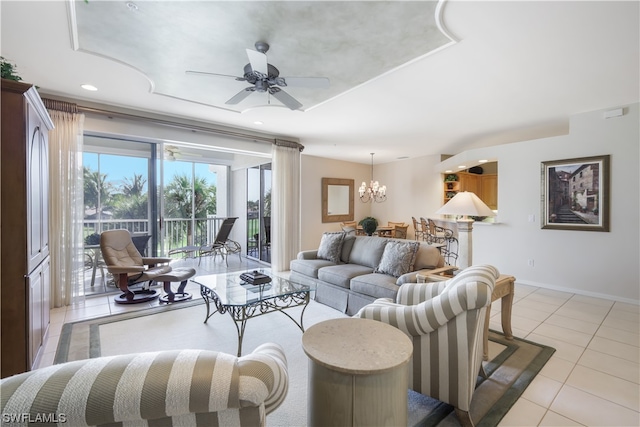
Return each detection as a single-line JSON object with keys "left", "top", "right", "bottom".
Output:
{"left": 317, "top": 232, "right": 346, "bottom": 263}
{"left": 374, "top": 240, "right": 420, "bottom": 278}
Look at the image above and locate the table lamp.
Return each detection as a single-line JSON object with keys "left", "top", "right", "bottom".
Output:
{"left": 435, "top": 191, "right": 495, "bottom": 269}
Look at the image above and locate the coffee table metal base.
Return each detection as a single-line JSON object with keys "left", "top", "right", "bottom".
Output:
{"left": 200, "top": 285, "right": 311, "bottom": 356}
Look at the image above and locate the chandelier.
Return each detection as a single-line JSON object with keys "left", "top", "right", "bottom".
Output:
{"left": 359, "top": 153, "right": 387, "bottom": 203}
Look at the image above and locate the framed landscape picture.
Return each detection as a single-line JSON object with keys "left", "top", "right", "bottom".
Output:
{"left": 541, "top": 155, "right": 610, "bottom": 232}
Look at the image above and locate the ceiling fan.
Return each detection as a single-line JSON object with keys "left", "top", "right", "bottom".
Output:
{"left": 186, "top": 41, "right": 330, "bottom": 110}
{"left": 164, "top": 145, "right": 202, "bottom": 161}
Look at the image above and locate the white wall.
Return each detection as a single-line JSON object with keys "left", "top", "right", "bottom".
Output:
{"left": 299, "top": 156, "right": 369, "bottom": 249}
{"left": 299, "top": 154, "right": 444, "bottom": 249}
{"left": 468, "top": 103, "right": 639, "bottom": 303}
{"left": 300, "top": 104, "right": 639, "bottom": 303}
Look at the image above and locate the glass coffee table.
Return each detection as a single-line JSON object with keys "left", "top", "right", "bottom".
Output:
{"left": 193, "top": 269, "right": 315, "bottom": 356}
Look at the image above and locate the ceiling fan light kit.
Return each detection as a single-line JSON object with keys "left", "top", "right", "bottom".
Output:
{"left": 359, "top": 153, "right": 387, "bottom": 203}
{"left": 186, "top": 41, "right": 329, "bottom": 111}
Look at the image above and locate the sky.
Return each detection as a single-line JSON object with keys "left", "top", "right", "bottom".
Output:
{"left": 83, "top": 153, "right": 218, "bottom": 192}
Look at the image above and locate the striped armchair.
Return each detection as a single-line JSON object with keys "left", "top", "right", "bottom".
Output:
{"left": 354, "top": 265, "right": 499, "bottom": 427}
{"left": 0, "top": 343, "right": 288, "bottom": 426}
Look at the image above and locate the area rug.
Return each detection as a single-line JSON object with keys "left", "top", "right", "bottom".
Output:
{"left": 55, "top": 300, "right": 555, "bottom": 427}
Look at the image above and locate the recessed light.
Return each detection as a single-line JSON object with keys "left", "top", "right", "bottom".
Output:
{"left": 445, "top": 170, "right": 453, "bottom": 173}
{"left": 254, "top": 121, "right": 264, "bottom": 125}
{"left": 478, "top": 159, "right": 488, "bottom": 163}
{"left": 458, "top": 165, "right": 466, "bottom": 169}
{"left": 81, "top": 84, "right": 98, "bottom": 91}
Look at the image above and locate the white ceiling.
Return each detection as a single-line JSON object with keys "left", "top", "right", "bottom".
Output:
{"left": 1, "top": 1, "right": 638, "bottom": 165}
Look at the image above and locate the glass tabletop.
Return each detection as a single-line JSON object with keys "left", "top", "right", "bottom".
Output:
{"left": 192, "top": 269, "right": 315, "bottom": 306}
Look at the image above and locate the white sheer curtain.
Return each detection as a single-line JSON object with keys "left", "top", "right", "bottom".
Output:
{"left": 271, "top": 142, "right": 301, "bottom": 272}
{"left": 47, "top": 108, "right": 85, "bottom": 307}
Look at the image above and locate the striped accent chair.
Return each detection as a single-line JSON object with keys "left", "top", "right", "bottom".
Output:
{"left": 0, "top": 343, "right": 288, "bottom": 426}
{"left": 354, "top": 265, "right": 499, "bottom": 427}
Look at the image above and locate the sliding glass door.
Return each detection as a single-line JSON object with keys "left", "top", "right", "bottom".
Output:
{"left": 247, "top": 163, "right": 271, "bottom": 263}
{"left": 82, "top": 137, "right": 231, "bottom": 296}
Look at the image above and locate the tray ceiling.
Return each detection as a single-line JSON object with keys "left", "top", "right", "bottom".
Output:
{"left": 73, "top": 1, "right": 453, "bottom": 112}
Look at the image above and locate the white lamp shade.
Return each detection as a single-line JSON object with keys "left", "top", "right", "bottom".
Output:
{"left": 435, "top": 191, "right": 495, "bottom": 217}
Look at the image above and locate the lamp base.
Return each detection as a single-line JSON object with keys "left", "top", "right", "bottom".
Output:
{"left": 456, "top": 218, "right": 474, "bottom": 269}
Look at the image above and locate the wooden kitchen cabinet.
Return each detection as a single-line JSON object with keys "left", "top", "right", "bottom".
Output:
{"left": 442, "top": 172, "right": 497, "bottom": 210}
{"left": 481, "top": 174, "right": 498, "bottom": 210}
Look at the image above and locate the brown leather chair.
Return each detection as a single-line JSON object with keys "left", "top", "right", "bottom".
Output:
{"left": 100, "top": 229, "right": 172, "bottom": 304}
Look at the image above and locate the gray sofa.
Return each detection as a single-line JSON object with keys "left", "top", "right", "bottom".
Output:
{"left": 290, "top": 233, "right": 454, "bottom": 315}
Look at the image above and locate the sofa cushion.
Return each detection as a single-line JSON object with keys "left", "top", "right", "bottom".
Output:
{"left": 290, "top": 259, "right": 336, "bottom": 279}
{"left": 374, "top": 240, "right": 420, "bottom": 278}
{"left": 341, "top": 235, "right": 356, "bottom": 263}
{"left": 317, "top": 232, "right": 346, "bottom": 263}
{"left": 348, "top": 236, "right": 388, "bottom": 269}
{"left": 318, "top": 264, "right": 374, "bottom": 289}
{"left": 350, "top": 273, "right": 400, "bottom": 300}
{"left": 414, "top": 243, "right": 445, "bottom": 270}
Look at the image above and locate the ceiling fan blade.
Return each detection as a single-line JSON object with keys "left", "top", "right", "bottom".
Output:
{"left": 186, "top": 70, "right": 246, "bottom": 81}
{"left": 226, "top": 88, "right": 254, "bottom": 105}
{"left": 270, "top": 88, "right": 303, "bottom": 110}
{"left": 246, "top": 49, "right": 268, "bottom": 75}
{"left": 281, "top": 77, "right": 330, "bottom": 89}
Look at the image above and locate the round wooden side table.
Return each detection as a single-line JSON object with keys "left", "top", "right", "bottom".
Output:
{"left": 302, "top": 317, "right": 412, "bottom": 426}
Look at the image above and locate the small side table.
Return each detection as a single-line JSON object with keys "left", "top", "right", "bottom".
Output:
{"left": 302, "top": 318, "right": 412, "bottom": 426}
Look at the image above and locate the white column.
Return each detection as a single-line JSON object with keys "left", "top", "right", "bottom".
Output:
{"left": 456, "top": 219, "right": 474, "bottom": 269}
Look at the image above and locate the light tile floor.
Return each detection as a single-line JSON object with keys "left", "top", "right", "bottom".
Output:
{"left": 39, "top": 263, "right": 640, "bottom": 427}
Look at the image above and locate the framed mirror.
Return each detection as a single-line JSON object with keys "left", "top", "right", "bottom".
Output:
{"left": 322, "top": 178, "right": 354, "bottom": 223}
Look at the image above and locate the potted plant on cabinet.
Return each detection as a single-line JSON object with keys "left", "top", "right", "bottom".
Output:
{"left": 1, "top": 57, "right": 23, "bottom": 81}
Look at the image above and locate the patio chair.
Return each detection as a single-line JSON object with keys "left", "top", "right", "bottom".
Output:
{"left": 199, "top": 217, "right": 239, "bottom": 266}
{"left": 131, "top": 233, "right": 151, "bottom": 256}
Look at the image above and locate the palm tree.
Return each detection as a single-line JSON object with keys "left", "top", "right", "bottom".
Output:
{"left": 122, "top": 173, "right": 146, "bottom": 197}
{"left": 111, "top": 173, "right": 148, "bottom": 220}
{"left": 164, "top": 174, "right": 216, "bottom": 245}
{"left": 83, "top": 166, "right": 113, "bottom": 220}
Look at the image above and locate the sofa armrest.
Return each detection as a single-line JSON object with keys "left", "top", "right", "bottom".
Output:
{"left": 297, "top": 250, "right": 319, "bottom": 260}
{"left": 240, "top": 343, "right": 289, "bottom": 414}
{"left": 397, "top": 266, "right": 457, "bottom": 285}
{"left": 422, "top": 265, "right": 458, "bottom": 277}
{"left": 356, "top": 266, "right": 497, "bottom": 336}
{"left": 0, "top": 345, "right": 289, "bottom": 426}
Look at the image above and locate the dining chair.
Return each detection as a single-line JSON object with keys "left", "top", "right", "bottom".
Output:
{"left": 392, "top": 224, "right": 409, "bottom": 239}
{"left": 412, "top": 216, "right": 425, "bottom": 241}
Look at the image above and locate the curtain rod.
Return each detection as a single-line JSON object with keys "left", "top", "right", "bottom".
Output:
{"left": 42, "top": 98, "right": 79, "bottom": 114}
{"left": 74, "top": 104, "right": 304, "bottom": 151}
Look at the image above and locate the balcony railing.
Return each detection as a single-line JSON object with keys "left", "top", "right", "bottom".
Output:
{"left": 84, "top": 217, "right": 229, "bottom": 255}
